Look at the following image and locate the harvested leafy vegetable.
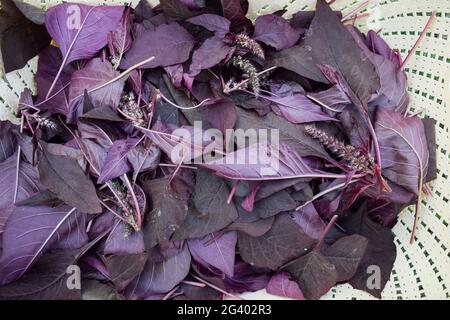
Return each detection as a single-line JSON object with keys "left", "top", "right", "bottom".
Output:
{"left": 0, "top": 0, "right": 436, "bottom": 300}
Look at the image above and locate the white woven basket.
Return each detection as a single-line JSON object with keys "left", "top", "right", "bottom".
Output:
{"left": 0, "top": 0, "right": 448, "bottom": 300}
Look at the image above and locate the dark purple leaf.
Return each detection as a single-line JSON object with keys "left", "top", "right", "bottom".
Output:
{"left": 375, "top": 109, "right": 429, "bottom": 195}
{"left": 271, "top": 0, "right": 379, "bottom": 108}
{"left": 423, "top": 118, "right": 437, "bottom": 182}
{"left": 339, "top": 202, "right": 397, "bottom": 298}
{"left": 35, "top": 46, "right": 74, "bottom": 114}
{"left": 323, "top": 234, "right": 368, "bottom": 282}
{"left": 266, "top": 271, "right": 305, "bottom": 300}
{"left": 125, "top": 244, "right": 191, "bottom": 297}
{"left": 0, "top": 121, "right": 17, "bottom": 162}
{"left": 238, "top": 213, "right": 316, "bottom": 270}
{"left": 142, "top": 177, "right": 188, "bottom": 247}
{"left": 127, "top": 142, "right": 161, "bottom": 179}
{"left": 188, "top": 231, "right": 237, "bottom": 277}
{"left": 173, "top": 168, "right": 238, "bottom": 240}
{"left": 82, "top": 279, "right": 123, "bottom": 300}
{"left": 284, "top": 250, "right": 337, "bottom": 300}
{"left": 38, "top": 147, "right": 102, "bottom": 214}
{"left": 226, "top": 216, "right": 274, "bottom": 237}
{"left": 254, "top": 14, "right": 301, "bottom": 50}
{"left": 187, "top": 14, "right": 230, "bottom": 38}
{"left": 0, "top": 0, "right": 50, "bottom": 74}
{"left": 45, "top": 3, "right": 123, "bottom": 67}
{"left": 235, "top": 108, "right": 332, "bottom": 161}
{"left": 81, "top": 106, "right": 125, "bottom": 122}
{"left": 250, "top": 190, "right": 297, "bottom": 219}
{"left": 220, "top": 0, "right": 251, "bottom": 32}
{"left": 121, "top": 22, "right": 195, "bottom": 69}
{"left": 0, "top": 250, "right": 81, "bottom": 299}
{"left": 0, "top": 204, "right": 80, "bottom": 285}
{"left": 160, "top": 0, "right": 196, "bottom": 21}
{"left": 103, "top": 253, "right": 147, "bottom": 291}
{"left": 15, "top": 190, "right": 61, "bottom": 208}
{"left": 189, "top": 36, "right": 231, "bottom": 76}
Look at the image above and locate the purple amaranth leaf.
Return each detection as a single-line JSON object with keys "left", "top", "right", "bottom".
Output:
{"left": 375, "top": 109, "right": 429, "bottom": 195}
{"left": 226, "top": 216, "right": 274, "bottom": 237}
{"left": 348, "top": 27, "right": 408, "bottom": 113}
{"left": 187, "top": 13, "right": 230, "bottom": 38}
{"left": 125, "top": 244, "right": 191, "bottom": 298}
{"left": 98, "top": 138, "right": 139, "bottom": 183}
{"left": 0, "top": 154, "right": 42, "bottom": 235}
{"left": 366, "top": 30, "right": 401, "bottom": 68}
{"left": 45, "top": 3, "right": 123, "bottom": 67}
{"left": 265, "top": 94, "right": 337, "bottom": 124}
{"left": 38, "top": 147, "right": 102, "bottom": 214}
{"left": 142, "top": 177, "right": 188, "bottom": 247}
{"left": 68, "top": 58, "right": 125, "bottom": 121}
{"left": 0, "top": 204, "right": 80, "bottom": 285}
{"left": 0, "top": 0, "right": 51, "bottom": 74}
{"left": 292, "top": 203, "right": 325, "bottom": 241}
{"left": 159, "top": 0, "right": 196, "bottom": 21}
{"left": 238, "top": 213, "right": 316, "bottom": 270}
{"left": 173, "top": 168, "right": 238, "bottom": 241}
{"left": 338, "top": 203, "right": 396, "bottom": 298}
{"left": 203, "top": 98, "right": 237, "bottom": 134}
{"left": 104, "top": 220, "right": 145, "bottom": 256}
{"left": 188, "top": 231, "right": 237, "bottom": 277}
{"left": 202, "top": 143, "right": 343, "bottom": 181}
{"left": 0, "top": 250, "right": 81, "bottom": 299}
{"left": 107, "top": 6, "right": 133, "bottom": 67}
{"left": 271, "top": 0, "right": 379, "bottom": 109}
{"left": 34, "top": 46, "right": 74, "bottom": 114}
{"left": 220, "top": 0, "right": 251, "bottom": 32}
{"left": 323, "top": 234, "right": 368, "bottom": 282}
{"left": 253, "top": 14, "right": 301, "bottom": 50}
{"left": 189, "top": 36, "right": 232, "bottom": 76}
{"left": 120, "top": 22, "right": 195, "bottom": 69}
{"left": 51, "top": 212, "right": 89, "bottom": 250}
{"left": 102, "top": 253, "right": 147, "bottom": 291}
{"left": 308, "top": 85, "right": 351, "bottom": 111}
{"left": 0, "top": 121, "right": 17, "bottom": 162}
{"left": 284, "top": 250, "right": 337, "bottom": 300}
{"left": 235, "top": 108, "right": 333, "bottom": 162}
{"left": 266, "top": 271, "right": 305, "bottom": 300}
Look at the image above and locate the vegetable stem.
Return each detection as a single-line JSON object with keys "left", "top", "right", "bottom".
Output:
{"left": 314, "top": 214, "right": 339, "bottom": 251}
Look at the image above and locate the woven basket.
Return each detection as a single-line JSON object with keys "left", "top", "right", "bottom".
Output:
{"left": 0, "top": 0, "right": 448, "bottom": 300}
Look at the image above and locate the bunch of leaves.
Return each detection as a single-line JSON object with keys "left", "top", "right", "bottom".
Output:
{"left": 0, "top": 0, "right": 436, "bottom": 300}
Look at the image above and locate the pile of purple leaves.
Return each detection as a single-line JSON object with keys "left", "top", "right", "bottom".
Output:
{"left": 0, "top": 0, "right": 437, "bottom": 300}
